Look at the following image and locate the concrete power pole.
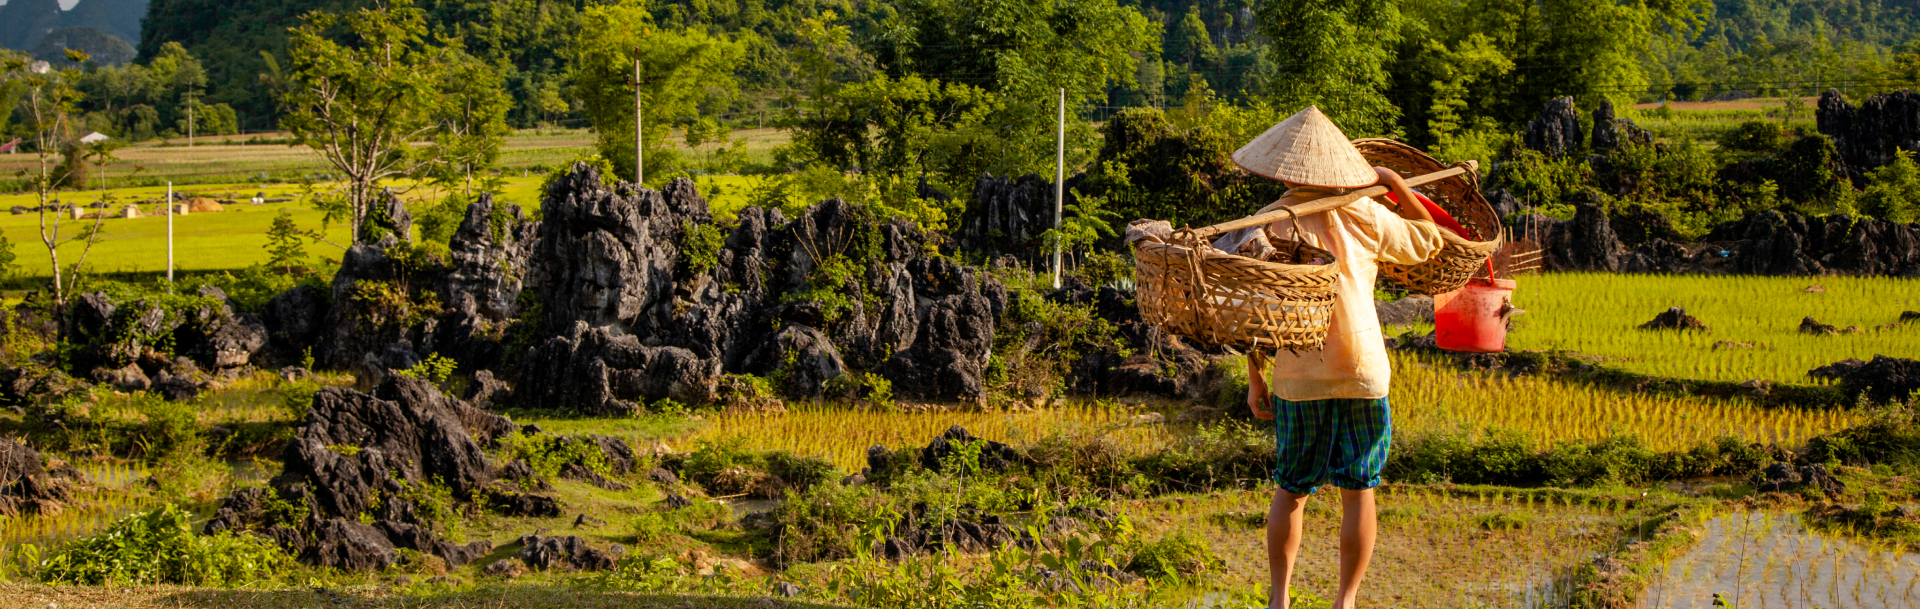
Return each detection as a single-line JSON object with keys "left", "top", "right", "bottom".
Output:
{"left": 186, "top": 89, "right": 195, "bottom": 147}
{"left": 633, "top": 54, "right": 644, "bottom": 186}
{"left": 1052, "top": 88, "right": 1065, "bottom": 290}
{"left": 166, "top": 182, "right": 174, "bottom": 285}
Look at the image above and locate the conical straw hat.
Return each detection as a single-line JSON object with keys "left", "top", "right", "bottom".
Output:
{"left": 1231, "top": 106, "right": 1377, "bottom": 188}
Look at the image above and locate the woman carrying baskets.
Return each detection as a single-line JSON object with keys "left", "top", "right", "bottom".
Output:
{"left": 1237, "top": 107, "right": 1449, "bottom": 609}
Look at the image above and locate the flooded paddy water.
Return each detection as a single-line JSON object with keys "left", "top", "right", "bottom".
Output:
{"left": 1641, "top": 511, "right": 1920, "bottom": 609}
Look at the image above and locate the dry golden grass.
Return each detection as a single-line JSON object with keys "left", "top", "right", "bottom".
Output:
{"left": 673, "top": 404, "right": 1170, "bottom": 471}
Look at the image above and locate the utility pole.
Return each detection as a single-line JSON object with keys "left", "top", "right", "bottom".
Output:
{"left": 627, "top": 51, "right": 646, "bottom": 186}
{"left": 186, "top": 88, "right": 196, "bottom": 147}
{"left": 166, "top": 181, "right": 174, "bottom": 286}
{"left": 1052, "top": 88, "right": 1065, "bottom": 290}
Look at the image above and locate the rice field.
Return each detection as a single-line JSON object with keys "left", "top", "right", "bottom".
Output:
{"left": 674, "top": 404, "right": 1164, "bottom": 472}
{"left": 1643, "top": 511, "right": 1920, "bottom": 609}
{"left": 1506, "top": 273, "right": 1920, "bottom": 384}
{"left": 1390, "top": 352, "right": 1860, "bottom": 451}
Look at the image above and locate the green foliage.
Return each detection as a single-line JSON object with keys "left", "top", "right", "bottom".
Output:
{"left": 1037, "top": 192, "right": 1121, "bottom": 270}
{"left": 396, "top": 352, "right": 458, "bottom": 385}
{"left": 783, "top": 253, "right": 864, "bottom": 327}
{"left": 1385, "top": 428, "right": 1771, "bottom": 487}
{"left": 1718, "top": 120, "right": 1790, "bottom": 155}
{"left": 573, "top": 2, "right": 744, "bottom": 185}
{"left": 989, "top": 290, "right": 1127, "bottom": 400}
{"left": 769, "top": 482, "right": 888, "bottom": 564}
{"left": 279, "top": 0, "right": 508, "bottom": 245}
{"left": 503, "top": 433, "right": 612, "bottom": 480}
{"left": 1080, "top": 105, "right": 1286, "bottom": 230}
{"left": 1257, "top": 0, "right": 1403, "bottom": 136}
{"left": 793, "top": 72, "right": 1000, "bottom": 189}
{"left": 678, "top": 221, "right": 727, "bottom": 277}
{"left": 264, "top": 209, "right": 307, "bottom": 273}
{"left": 1490, "top": 142, "right": 1591, "bottom": 215}
{"left": 1862, "top": 149, "right": 1920, "bottom": 223}
{"left": 36, "top": 505, "right": 291, "bottom": 587}
{"left": 1124, "top": 530, "right": 1222, "bottom": 579}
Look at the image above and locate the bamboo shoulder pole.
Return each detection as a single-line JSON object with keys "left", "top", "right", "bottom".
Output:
{"left": 1185, "top": 164, "right": 1474, "bottom": 241}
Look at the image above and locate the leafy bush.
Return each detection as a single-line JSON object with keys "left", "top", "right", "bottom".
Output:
{"left": 679, "top": 435, "right": 765, "bottom": 495}
{"left": 37, "top": 505, "right": 291, "bottom": 586}
{"left": 504, "top": 433, "right": 612, "bottom": 479}
{"left": 769, "top": 482, "right": 889, "bottom": 565}
{"left": 678, "top": 220, "right": 728, "bottom": 277}
{"left": 1124, "top": 530, "right": 1222, "bottom": 579}
{"left": 1862, "top": 149, "right": 1920, "bottom": 223}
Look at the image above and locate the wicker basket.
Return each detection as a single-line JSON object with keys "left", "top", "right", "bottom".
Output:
{"left": 1133, "top": 233, "right": 1339, "bottom": 351}
{"left": 1352, "top": 138, "right": 1504, "bottom": 295}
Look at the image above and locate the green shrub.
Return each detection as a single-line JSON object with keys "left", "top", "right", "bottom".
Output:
{"left": 678, "top": 220, "right": 728, "bottom": 277}
{"left": 37, "top": 505, "right": 291, "bottom": 586}
{"left": 680, "top": 435, "right": 766, "bottom": 495}
{"left": 125, "top": 393, "right": 204, "bottom": 462}
{"left": 1124, "top": 530, "right": 1221, "bottom": 579}
{"left": 1862, "top": 149, "right": 1920, "bottom": 223}
{"left": 769, "top": 482, "right": 889, "bottom": 565}
{"left": 764, "top": 451, "right": 837, "bottom": 494}
{"left": 504, "top": 433, "right": 612, "bottom": 479}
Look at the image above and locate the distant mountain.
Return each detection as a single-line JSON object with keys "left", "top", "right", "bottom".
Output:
{"left": 32, "top": 26, "right": 138, "bottom": 66}
{"left": 63, "top": 0, "right": 149, "bottom": 43}
{"left": 0, "top": 0, "right": 148, "bottom": 53}
{"left": 0, "top": 0, "right": 63, "bottom": 51}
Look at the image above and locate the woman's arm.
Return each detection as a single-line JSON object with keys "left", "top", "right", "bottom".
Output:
{"left": 1247, "top": 350, "right": 1274, "bottom": 420}
{"left": 1375, "top": 166, "right": 1435, "bottom": 224}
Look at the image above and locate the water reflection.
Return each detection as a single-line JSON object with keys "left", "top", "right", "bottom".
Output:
{"left": 1641, "top": 511, "right": 1920, "bottom": 609}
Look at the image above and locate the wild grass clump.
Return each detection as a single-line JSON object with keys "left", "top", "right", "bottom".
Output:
{"left": 768, "top": 482, "right": 889, "bottom": 565}
{"left": 1804, "top": 405, "right": 1920, "bottom": 468}
{"left": 632, "top": 498, "right": 729, "bottom": 546}
{"left": 501, "top": 432, "right": 613, "bottom": 479}
{"left": 1386, "top": 429, "right": 1772, "bottom": 487}
{"left": 1130, "top": 421, "right": 1271, "bottom": 494}
{"left": 36, "top": 504, "right": 292, "bottom": 586}
{"left": 670, "top": 435, "right": 837, "bottom": 497}
{"left": 1123, "top": 530, "right": 1222, "bottom": 579}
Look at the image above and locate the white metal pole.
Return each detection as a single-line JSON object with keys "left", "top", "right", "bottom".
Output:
{"left": 1052, "top": 88, "right": 1066, "bottom": 289}
{"left": 166, "top": 182, "right": 174, "bottom": 285}
{"left": 645, "top": 57, "right": 652, "bottom": 186}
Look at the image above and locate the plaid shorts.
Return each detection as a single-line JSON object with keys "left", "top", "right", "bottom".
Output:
{"left": 1271, "top": 396, "right": 1393, "bottom": 494}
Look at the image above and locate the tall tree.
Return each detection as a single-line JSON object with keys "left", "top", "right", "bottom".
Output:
{"left": 277, "top": 0, "right": 508, "bottom": 245}
{"left": 572, "top": 0, "right": 744, "bottom": 185}
{"left": 1256, "top": 0, "right": 1404, "bottom": 136}
{"left": 4, "top": 51, "right": 113, "bottom": 326}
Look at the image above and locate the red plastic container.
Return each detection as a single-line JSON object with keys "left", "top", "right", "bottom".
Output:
{"left": 1432, "top": 277, "right": 1519, "bottom": 353}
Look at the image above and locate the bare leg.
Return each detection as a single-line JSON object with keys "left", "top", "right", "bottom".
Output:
{"left": 1267, "top": 489, "right": 1309, "bottom": 609}
{"left": 1334, "top": 488, "right": 1378, "bottom": 609}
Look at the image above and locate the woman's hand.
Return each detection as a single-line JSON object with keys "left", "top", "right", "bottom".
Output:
{"left": 1374, "top": 166, "right": 1434, "bottom": 224}
{"left": 1246, "top": 351, "right": 1274, "bottom": 420}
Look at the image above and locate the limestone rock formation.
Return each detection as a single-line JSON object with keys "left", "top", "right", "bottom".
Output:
{"left": 1817, "top": 88, "right": 1920, "bottom": 177}
{"left": 1524, "top": 96, "right": 1582, "bottom": 158}
{"left": 204, "top": 375, "right": 526, "bottom": 571}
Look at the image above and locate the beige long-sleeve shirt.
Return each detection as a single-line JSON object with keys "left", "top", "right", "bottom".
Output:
{"left": 1266, "top": 195, "right": 1448, "bottom": 401}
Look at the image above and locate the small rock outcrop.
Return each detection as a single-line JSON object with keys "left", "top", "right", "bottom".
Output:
{"left": 204, "top": 376, "right": 527, "bottom": 571}
{"left": 1751, "top": 461, "right": 1847, "bottom": 497}
{"left": 1809, "top": 355, "right": 1920, "bottom": 404}
{"left": 1639, "top": 307, "right": 1708, "bottom": 331}
{"left": 1798, "top": 317, "right": 1839, "bottom": 335}
{"left": 517, "top": 535, "right": 621, "bottom": 571}
{"left": 0, "top": 438, "right": 68, "bottom": 517}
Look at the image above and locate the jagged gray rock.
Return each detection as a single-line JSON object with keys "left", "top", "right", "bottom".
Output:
{"left": 1524, "top": 96, "right": 1582, "bottom": 158}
